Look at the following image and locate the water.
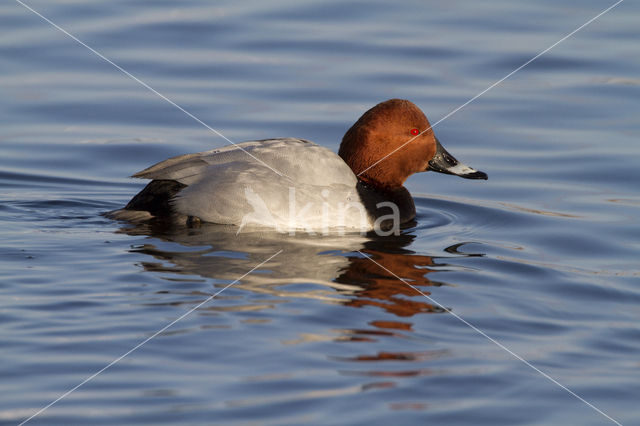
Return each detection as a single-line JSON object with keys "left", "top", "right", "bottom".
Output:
{"left": 1, "top": 0, "right": 639, "bottom": 424}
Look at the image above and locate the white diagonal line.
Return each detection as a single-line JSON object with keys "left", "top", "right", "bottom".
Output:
{"left": 357, "top": 0, "right": 624, "bottom": 177}
{"left": 18, "top": 249, "right": 283, "bottom": 426}
{"left": 358, "top": 250, "right": 621, "bottom": 425}
{"left": 15, "top": 0, "right": 288, "bottom": 179}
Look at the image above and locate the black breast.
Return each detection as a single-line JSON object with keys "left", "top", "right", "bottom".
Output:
{"left": 356, "top": 180, "right": 416, "bottom": 229}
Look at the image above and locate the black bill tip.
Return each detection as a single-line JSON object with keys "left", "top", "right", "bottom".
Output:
{"left": 461, "top": 170, "right": 488, "bottom": 180}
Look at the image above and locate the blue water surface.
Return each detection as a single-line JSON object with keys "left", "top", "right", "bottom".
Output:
{"left": 1, "top": 0, "right": 639, "bottom": 425}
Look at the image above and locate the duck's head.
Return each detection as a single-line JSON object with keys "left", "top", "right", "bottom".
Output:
{"left": 338, "top": 99, "right": 487, "bottom": 190}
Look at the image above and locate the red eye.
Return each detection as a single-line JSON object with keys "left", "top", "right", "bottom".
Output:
{"left": 410, "top": 128, "right": 420, "bottom": 136}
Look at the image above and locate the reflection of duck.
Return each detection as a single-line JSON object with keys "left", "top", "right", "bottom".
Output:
{"left": 337, "top": 249, "right": 445, "bottom": 317}
{"left": 115, "top": 222, "right": 475, "bottom": 319}
{"left": 113, "top": 219, "right": 490, "bottom": 396}
{"left": 109, "top": 99, "right": 486, "bottom": 231}
{"left": 116, "top": 221, "right": 488, "bottom": 385}
{"left": 122, "top": 223, "right": 369, "bottom": 303}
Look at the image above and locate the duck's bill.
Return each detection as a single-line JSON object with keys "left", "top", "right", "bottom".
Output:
{"left": 427, "top": 138, "right": 487, "bottom": 180}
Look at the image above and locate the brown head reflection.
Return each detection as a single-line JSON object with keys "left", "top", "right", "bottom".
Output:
{"left": 336, "top": 249, "right": 446, "bottom": 317}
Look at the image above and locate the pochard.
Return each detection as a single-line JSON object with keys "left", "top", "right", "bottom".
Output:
{"left": 109, "top": 99, "right": 486, "bottom": 233}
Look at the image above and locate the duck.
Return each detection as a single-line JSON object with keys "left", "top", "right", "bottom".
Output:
{"left": 108, "top": 99, "right": 486, "bottom": 233}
